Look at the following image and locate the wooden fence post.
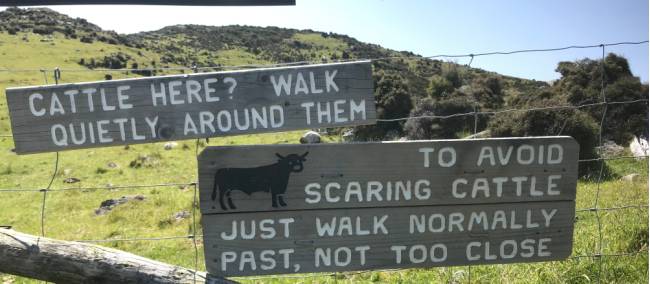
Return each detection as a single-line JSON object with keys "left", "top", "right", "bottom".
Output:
{"left": 0, "top": 228, "right": 237, "bottom": 284}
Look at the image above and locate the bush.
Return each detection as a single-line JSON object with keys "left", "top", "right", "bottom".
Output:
{"left": 32, "top": 25, "right": 53, "bottom": 35}
{"left": 354, "top": 72, "right": 413, "bottom": 140}
{"left": 404, "top": 96, "right": 480, "bottom": 139}
{"left": 80, "top": 35, "right": 93, "bottom": 43}
{"left": 102, "top": 53, "right": 130, "bottom": 69}
{"left": 7, "top": 27, "right": 18, "bottom": 35}
{"left": 133, "top": 68, "right": 154, "bottom": 77}
{"left": 441, "top": 63, "right": 462, "bottom": 88}
{"left": 80, "top": 53, "right": 132, "bottom": 70}
{"left": 554, "top": 53, "right": 648, "bottom": 144}
{"left": 427, "top": 75, "right": 454, "bottom": 98}
{"left": 469, "top": 75, "right": 504, "bottom": 110}
{"left": 600, "top": 77, "right": 649, "bottom": 143}
{"left": 63, "top": 27, "right": 76, "bottom": 39}
{"left": 488, "top": 98, "right": 601, "bottom": 178}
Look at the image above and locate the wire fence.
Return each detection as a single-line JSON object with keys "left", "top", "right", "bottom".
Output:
{"left": 0, "top": 40, "right": 646, "bottom": 74}
{"left": 0, "top": 40, "right": 648, "bottom": 283}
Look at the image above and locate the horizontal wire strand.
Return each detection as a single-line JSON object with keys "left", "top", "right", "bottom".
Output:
{"left": 0, "top": 40, "right": 646, "bottom": 73}
{"left": 0, "top": 154, "right": 646, "bottom": 192}
{"left": 0, "top": 99, "right": 646, "bottom": 138}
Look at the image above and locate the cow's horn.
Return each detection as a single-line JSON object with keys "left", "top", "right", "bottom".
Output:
{"left": 275, "top": 153, "right": 285, "bottom": 159}
{"left": 301, "top": 151, "right": 309, "bottom": 158}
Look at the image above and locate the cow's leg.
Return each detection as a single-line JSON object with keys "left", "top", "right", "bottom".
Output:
{"left": 226, "top": 190, "right": 236, "bottom": 209}
{"left": 278, "top": 195, "right": 287, "bottom": 207}
{"left": 219, "top": 188, "right": 228, "bottom": 211}
{"left": 271, "top": 193, "right": 279, "bottom": 208}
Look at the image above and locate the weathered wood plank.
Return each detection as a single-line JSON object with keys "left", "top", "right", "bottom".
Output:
{"left": 5, "top": 61, "right": 375, "bottom": 154}
{"left": 201, "top": 201, "right": 575, "bottom": 277}
{"left": 198, "top": 137, "right": 579, "bottom": 214}
{"left": 0, "top": 228, "right": 236, "bottom": 284}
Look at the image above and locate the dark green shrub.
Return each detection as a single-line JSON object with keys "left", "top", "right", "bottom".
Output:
{"left": 554, "top": 53, "right": 648, "bottom": 144}
{"left": 80, "top": 35, "right": 93, "bottom": 43}
{"left": 405, "top": 96, "right": 480, "bottom": 139}
{"left": 354, "top": 72, "right": 413, "bottom": 140}
{"left": 469, "top": 75, "right": 504, "bottom": 110}
{"left": 488, "top": 98, "right": 601, "bottom": 178}
{"left": 7, "top": 27, "right": 18, "bottom": 35}
{"left": 32, "top": 25, "right": 53, "bottom": 35}
{"left": 427, "top": 75, "right": 454, "bottom": 98}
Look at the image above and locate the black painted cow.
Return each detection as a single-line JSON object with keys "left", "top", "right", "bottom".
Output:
{"left": 211, "top": 152, "right": 309, "bottom": 210}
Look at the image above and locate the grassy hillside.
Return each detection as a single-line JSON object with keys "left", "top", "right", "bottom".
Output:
{"left": 0, "top": 7, "right": 556, "bottom": 140}
{"left": 127, "top": 23, "right": 546, "bottom": 98}
{"left": 0, "top": 7, "right": 647, "bottom": 284}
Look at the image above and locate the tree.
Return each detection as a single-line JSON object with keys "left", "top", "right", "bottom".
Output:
{"left": 441, "top": 63, "right": 462, "bottom": 88}
{"left": 404, "top": 95, "right": 477, "bottom": 139}
{"left": 553, "top": 53, "right": 648, "bottom": 144}
{"left": 80, "top": 36, "right": 93, "bottom": 43}
{"left": 427, "top": 75, "right": 454, "bottom": 98}
{"left": 469, "top": 75, "right": 504, "bottom": 110}
{"left": 488, "top": 97, "right": 601, "bottom": 177}
{"left": 354, "top": 72, "right": 413, "bottom": 140}
{"left": 602, "top": 77, "right": 649, "bottom": 142}
{"left": 7, "top": 27, "right": 18, "bottom": 35}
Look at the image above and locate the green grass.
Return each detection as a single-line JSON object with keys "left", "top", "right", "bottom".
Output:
{"left": 0, "top": 31, "right": 184, "bottom": 134}
{"left": 215, "top": 48, "right": 272, "bottom": 66}
{"left": 0, "top": 30, "right": 648, "bottom": 283}
{"left": 291, "top": 33, "right": 348, "bottom": 51}
{"left": 290, "top": 33, "right": 350, "bottom": 61}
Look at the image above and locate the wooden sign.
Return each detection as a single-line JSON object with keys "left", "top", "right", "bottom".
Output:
{"left": 198, "top": 137, "right": 579, "bottom": 277}
{"left": 5, "top": 61, "right": 374, "bottom": 154}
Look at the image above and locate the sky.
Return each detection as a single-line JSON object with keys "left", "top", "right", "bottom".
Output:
{"left": 9, "top": 0, "right": 650, "bottom": 82}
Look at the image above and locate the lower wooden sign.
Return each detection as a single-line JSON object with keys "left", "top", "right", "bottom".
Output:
{"left": 198, "top": 137, "right": 579, "bottom": 277}
{"left": 202, "top": 201, "right": 574, "bottom": 277}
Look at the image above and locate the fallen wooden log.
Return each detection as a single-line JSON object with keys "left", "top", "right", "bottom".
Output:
{"left": 0, "top": 228, "right": 236, "bottom": 284}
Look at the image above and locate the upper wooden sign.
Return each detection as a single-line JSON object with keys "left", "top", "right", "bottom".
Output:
{"left": 198, "top": 137, "right": 579, "bottom": 276}
{"left": 5, "top": 61, "right": 375, "bottom": 154}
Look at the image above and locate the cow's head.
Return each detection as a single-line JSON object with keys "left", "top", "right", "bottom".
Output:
{"left": 276, "top": 152, "right": 309, "bottom": 172}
